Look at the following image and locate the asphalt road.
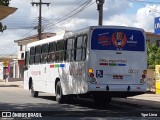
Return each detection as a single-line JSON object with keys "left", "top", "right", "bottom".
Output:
{"left": 0, "top": 87, "right": 160, "bottom": 120}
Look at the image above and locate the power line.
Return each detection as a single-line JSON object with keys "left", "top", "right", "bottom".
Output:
{"left": 43, "top": 0, "right": 94, "bottom": 29}
{"left": 31, "top": 0, "right": 50, "bottom": 40}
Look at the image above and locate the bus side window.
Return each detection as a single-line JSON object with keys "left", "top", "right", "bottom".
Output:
{"left": 35, "top": 45, "right": 41, "bottom": 64}
{"left": 56, "top": 40, "right": 65, "bottom": 62}
{"left": 48, "top": 42, "right": 56, "bottom": 63}
{"left": 66, "top": 38, "right": 75, "bottom": 62}
{"left": 29, "top": 47, "right": 35, "bottom": 65}
{"left": 24, "top": 51, "right": 29, "bottom": 70}
{"left": 75, "top": 35, "right": 87, "bottom": 61}
{"left": 82, "top": 35, "right": 87, "bottom": 60}
{"left": 41, "top": 44, "right": 48, "bottom": 64}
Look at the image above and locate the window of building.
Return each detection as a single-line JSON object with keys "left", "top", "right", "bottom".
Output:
{"left": 21, "top": 53, "right": 24, "bottom": 59}
{"left": 20, "top": 45, "right": 23, "bottom": 51}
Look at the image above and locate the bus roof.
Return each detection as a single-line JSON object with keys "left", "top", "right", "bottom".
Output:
{"left": 64, "top": 26, "right": 144, "bottom": 38}
{"left": 26, "top": 26, "right": 144, "bottom": 48}
{"left": 27, "top": 34, "right": 64, "bottom": 48}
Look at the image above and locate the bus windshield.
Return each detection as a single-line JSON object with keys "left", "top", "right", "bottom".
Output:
{"left": 91, "top": 28, "right": 145, "bottom": 51}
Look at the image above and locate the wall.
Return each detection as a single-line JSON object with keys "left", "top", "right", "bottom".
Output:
{"left": 146, "top": 69, "right": 155, "bottom": 92}
{"left": 0, "top": 62, "right": 4, "bottom": 79}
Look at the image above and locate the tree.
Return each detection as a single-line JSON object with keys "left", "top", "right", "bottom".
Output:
{"left": 0, "top": 0, "right": 10, "bottom": 32}
{"left": 0, "top": 0, "right": 10, "bottom": 6}
{"left": 0, "top": 22, "right": 7, "bottom": 32}
{"left": 147, "top": 43, "right": 160, "bottom": 69}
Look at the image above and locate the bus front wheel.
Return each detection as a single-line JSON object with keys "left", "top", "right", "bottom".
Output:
{"left": 55, "top": 81, "right": 65, "bottom": 103}
{"left": 31, "top": 83, "right": 39, "bottom": 97}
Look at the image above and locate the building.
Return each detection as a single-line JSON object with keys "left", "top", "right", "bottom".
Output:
{"left": 14, "top": 33, "right": 56, "bottom": 78}
{"left": 146, "top": 32, "right": 160, "bottom": 46}
{"left": 0, "top": 55, "right": 17, "bottom": 79}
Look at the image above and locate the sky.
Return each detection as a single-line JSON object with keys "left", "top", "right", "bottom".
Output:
{"left": 0, "top": 0, "right": 160, "bottom": 55}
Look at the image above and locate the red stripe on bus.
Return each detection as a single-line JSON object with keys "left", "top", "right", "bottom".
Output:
{"left": 50, "top": 65, "right": 54, "bottom": 68}
{"left": 99, "top": 63, "right": 108, "bottom": 66}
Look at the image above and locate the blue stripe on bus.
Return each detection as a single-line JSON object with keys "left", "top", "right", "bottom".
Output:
{"left": 60, "top": 64, "right": 65, "bottom": 68}
{"left": 118, "top": 64, "right": 126, "bottom": 66}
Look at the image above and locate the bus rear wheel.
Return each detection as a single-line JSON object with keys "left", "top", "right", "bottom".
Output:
{"left": 56, "top": 81, "right": 65, "bottom": 103}
{"left": 31, "top": 83, "right": 39, "bottom": 97}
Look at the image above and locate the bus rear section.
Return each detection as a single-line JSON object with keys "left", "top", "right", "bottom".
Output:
{"left": 87, "top": 26, "right": 147, "bottom": 100}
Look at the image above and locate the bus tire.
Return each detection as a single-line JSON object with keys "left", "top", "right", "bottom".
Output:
{"left": 31, "top": 83, "right": 39, "bottom": 97}
{"left": 55, "top": 81, "right": 64, "bottom": 103}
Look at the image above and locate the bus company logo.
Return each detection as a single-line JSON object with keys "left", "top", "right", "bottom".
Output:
{"left": 31, "top": 71, "right": 41, "bottom": 76}
{"left": 98, "top": 32, "right": 111, "bottom": 46}
{"left": 112, "top": 32, "right": 127, "bottom": 50}
{"left": 99, "top": 59, "right": 127, "bottom": 66}
{"left": 127, "top": 35, "right": 137, "bottom": 47}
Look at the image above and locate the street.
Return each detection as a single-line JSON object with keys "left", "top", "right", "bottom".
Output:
{"left": 0, "top": 86, "right": 160, "bottom": 119}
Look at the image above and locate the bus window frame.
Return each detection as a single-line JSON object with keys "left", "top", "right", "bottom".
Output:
{"left": 35, "top": 45, "right": 41, "bottom": 64}
{"left": 29, "top": 46, "right": 35, "bottom": 65}
{"left": 66, "top": 37, "right": 75, "bottom": 62}
{"left": 41, "top": 43, "right": 49, "bottom": 64}
{"left": 75, "top": 34, "right": 88, "bottom": 61}
{"left": 48, "top": 42, "right": 56, "bottom": 63}
{"left": 55, "top": 39, "right": 65, "bottom": 62}
{"left": 24, "top": 51, "right": 29, "bottom": 70}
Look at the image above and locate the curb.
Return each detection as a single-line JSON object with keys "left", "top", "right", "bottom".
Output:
{"left": 0, "top": 85, "right": 19, "bottom": 87}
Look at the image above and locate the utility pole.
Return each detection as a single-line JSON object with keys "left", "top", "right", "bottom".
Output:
{"left": 96, "top": 0, "right": 105, "bottom": 26}
{"left": 31, "top": 0, "right": 50, "bottom": 40}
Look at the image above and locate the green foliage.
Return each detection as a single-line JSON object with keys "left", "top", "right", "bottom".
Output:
{"left": 147, "top": 43, "right": 160, "bottom": 69}
{"left": 0, "top": 0, "right": 10, "bottom": 6}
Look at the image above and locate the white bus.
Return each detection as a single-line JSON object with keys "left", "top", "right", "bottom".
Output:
{"left": 24, "top": 26, "right": 147, "bottom": 104}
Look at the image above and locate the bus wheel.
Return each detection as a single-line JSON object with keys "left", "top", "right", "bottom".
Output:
{"left": 31, "top": 83, "right": 39, "bottom": 97}
{"left": 56, "top": 81, "right": 64, "bottom": 103}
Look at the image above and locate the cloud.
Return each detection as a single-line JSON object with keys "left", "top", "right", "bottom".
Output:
{"left": 103, "top": 0, "right": 131, "bottom": 19}
{"left": 134, "top": 4, "right": 160, "bottom": 32}
{"left": 1, "top": 0, "right": 160, "bottom": 55}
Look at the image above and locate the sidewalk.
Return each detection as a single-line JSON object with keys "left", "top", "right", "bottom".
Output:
{"left": 0, "top": 79, "right": 23, "bottom": 88}
{"left": 129, "top": 93, "right": 160, "bottom": 102}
